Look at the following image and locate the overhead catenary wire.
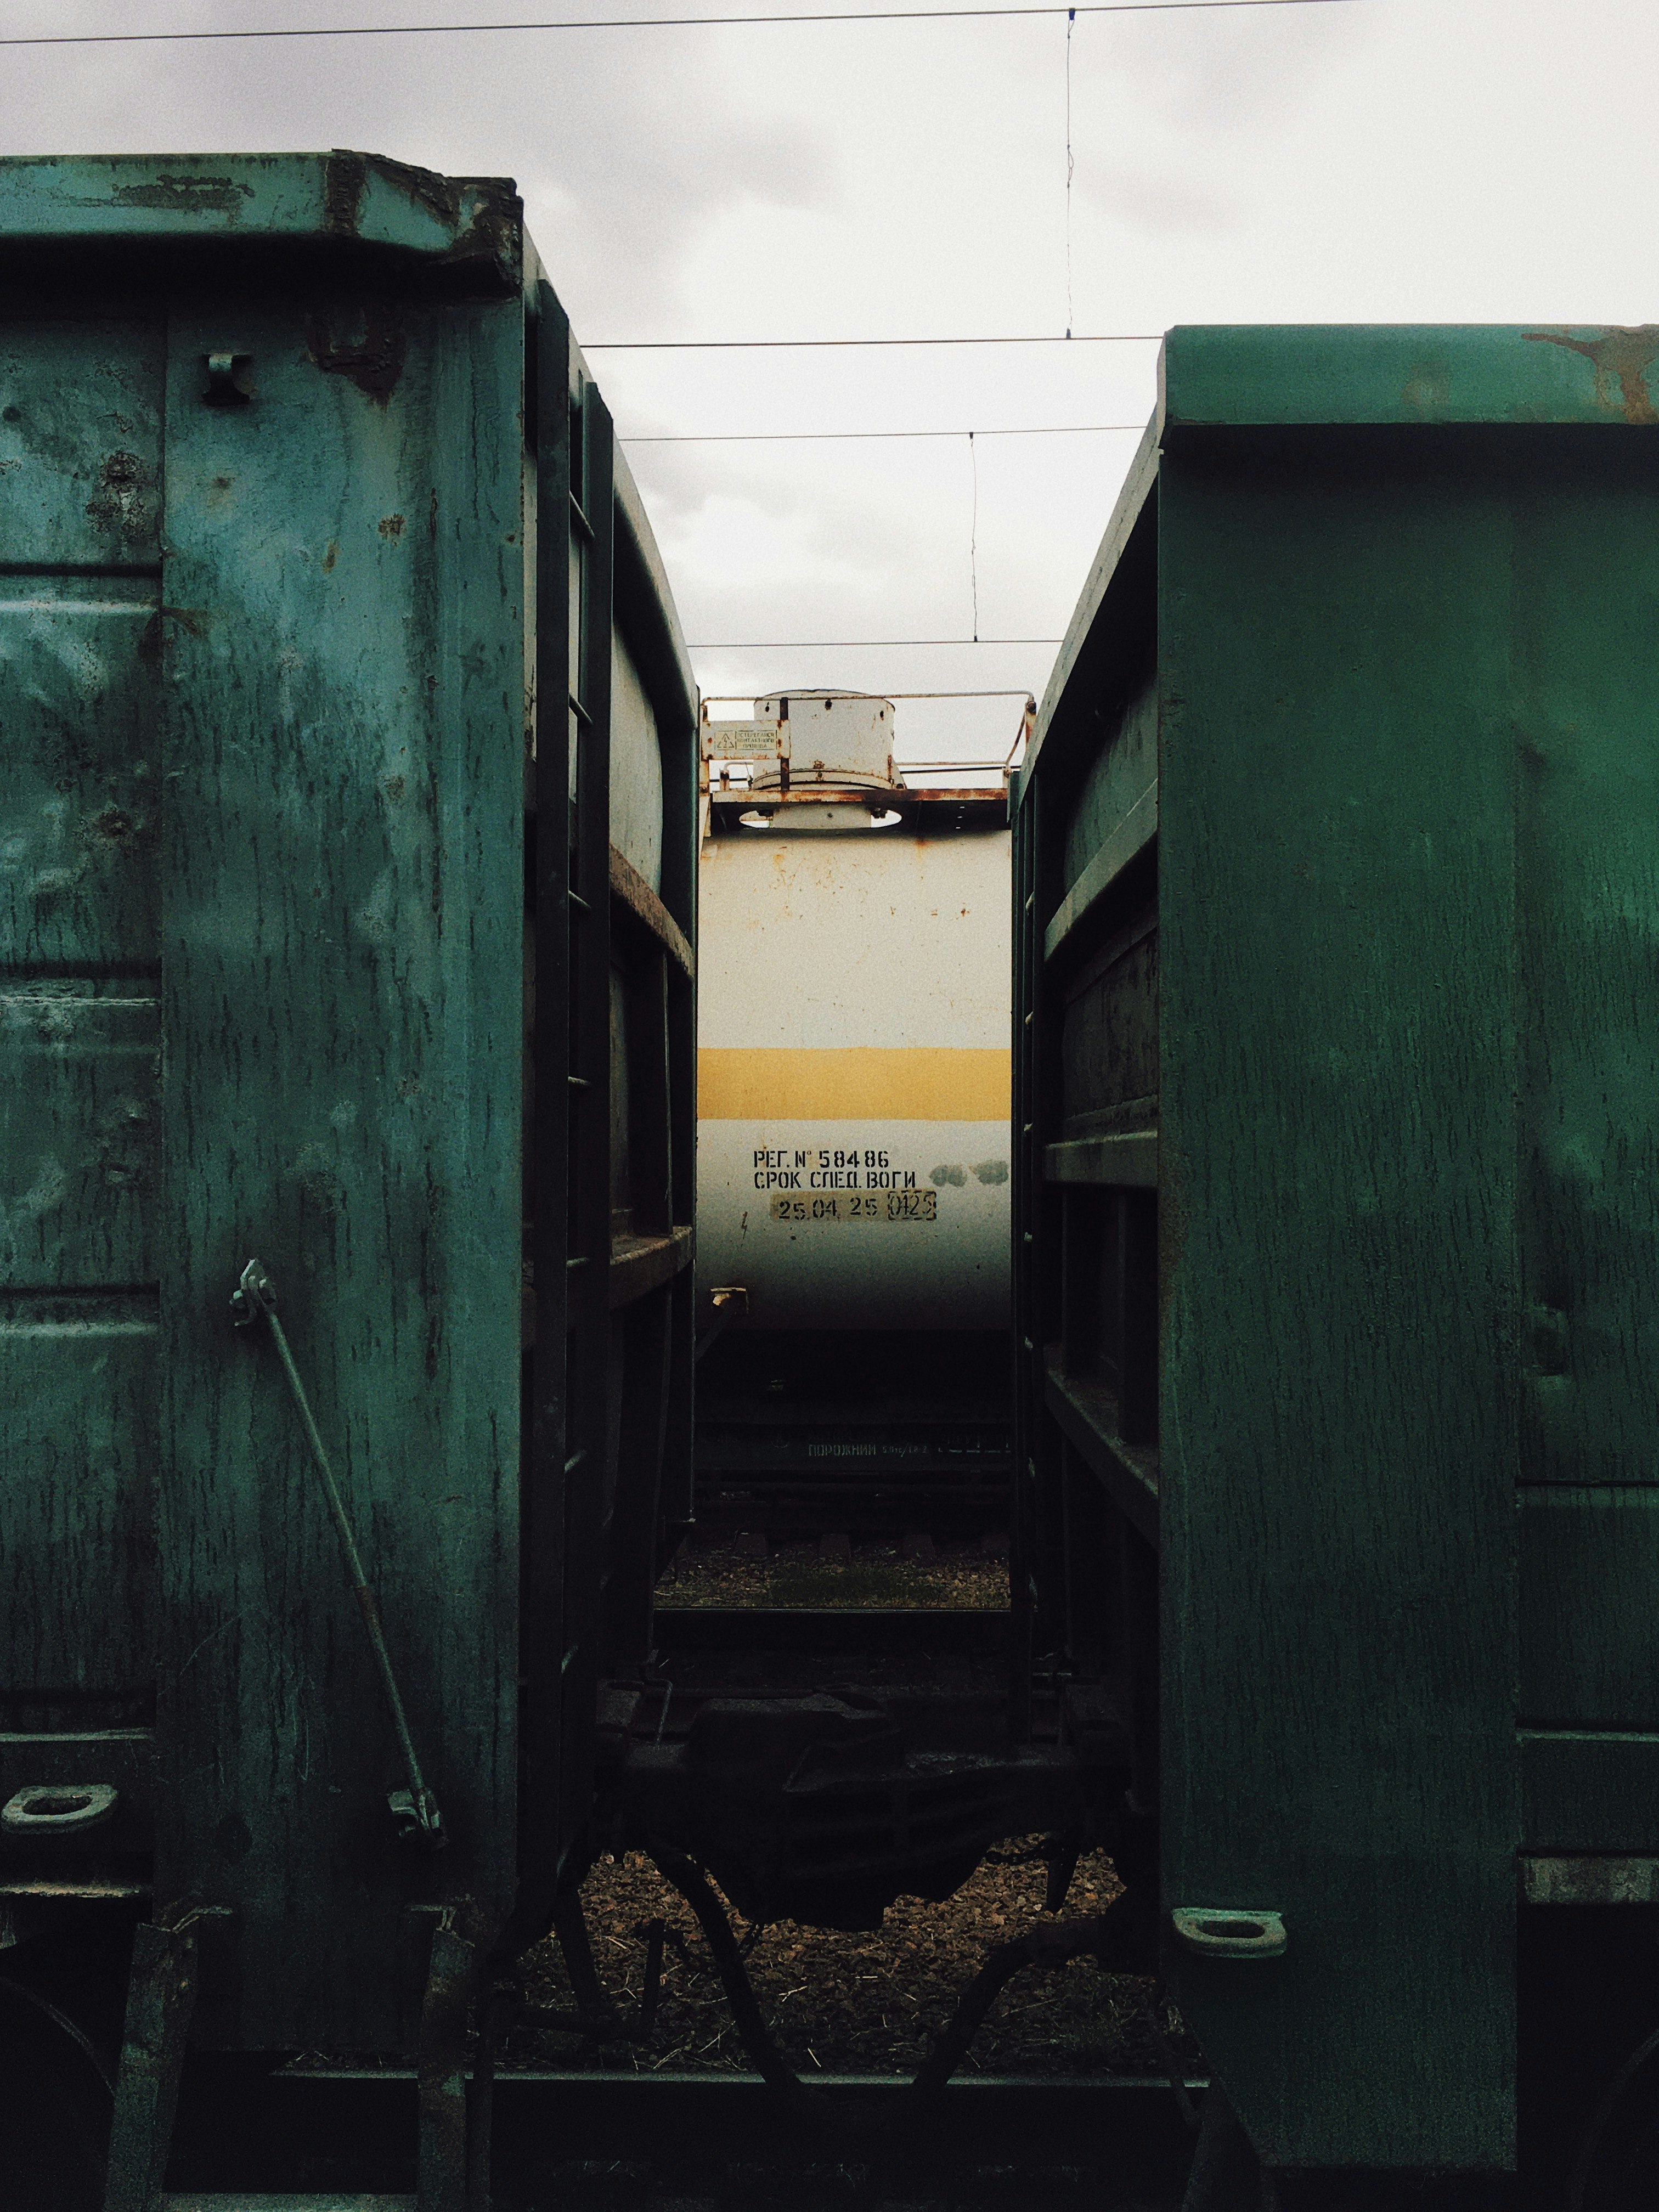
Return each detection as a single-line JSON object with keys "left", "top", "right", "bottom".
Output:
{"left": 621, "top": 421, "right": 1144, "bottom": 441}
{"left": 1064, "top": 7, "right": 1076, "bottom": 338}
{"left": 687, "top": 636, "right": 1061, "bottom": 647}
{"left": 0, "top": 0, "right": 1363, "bottom": 49}
{"left": 591, "top": 332, "right": 1159, "bottom": 348}
{"left": 644, "top": 417, "right": 1128, "bottom": 648}
{"left": 968, "top": 432, "right": 980, "bottom": 643}
{"left": 703, "top": 689, "right": 1036, "bottom": 699}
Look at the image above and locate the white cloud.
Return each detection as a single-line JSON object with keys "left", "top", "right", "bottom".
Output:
{"left": 4, "top": 0, "right": 1656, "bottom": 746}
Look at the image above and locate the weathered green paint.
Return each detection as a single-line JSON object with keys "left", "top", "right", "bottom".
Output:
{"left": 1016, "top": 326, "right": 1659, "bottom": 2175}
{"left": 0, "top": 153, "right": 518, "bottom": 277}
{"left": 1161, "top": 321, "right": 1659, "bottom": 428}
{"left": 1511, "top": 453, "right": 1659, "bottom": 1488}
{"left": 1519, "top": 1491, "right": 1659, "bottom": 1728}
{"left": 1156, "top": 437, "right": 1519, "bottom": 2170}
{"left": 0, "top": 1290, "right": 157, "bottom": 1706}
{"left": 154, "top": 285, "right": 525, "bottom": 2045}
{"left": 0, "top": 155, "right": 698, "bottom": 2056}
{"left": 0, "top": 317, "right": 166, "bottom": 1716}
{"left": 1521, "top": 1731, "right": 1659, "bottom": 1853}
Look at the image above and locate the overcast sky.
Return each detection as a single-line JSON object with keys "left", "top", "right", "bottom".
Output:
{"left": 4, "top": 0, "right": 1654, "bottom": 757}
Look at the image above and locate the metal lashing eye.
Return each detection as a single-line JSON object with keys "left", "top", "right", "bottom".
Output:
{"left": 1171, "top": 1908, "right": 1287, "bottom": 1960}
{"left": 202, "top": 352, "right": 254, "bottom": 407}
{"left": 1, "top": 1784, "right": 120, "bottom": 1836}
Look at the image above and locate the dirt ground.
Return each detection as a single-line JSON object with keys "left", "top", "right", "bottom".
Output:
{"left": 656, "top": 1537, "right": 1010, "bottom": 1613}
{"left": 511, "top": 1842, "right": 1197, "bottom": 2081}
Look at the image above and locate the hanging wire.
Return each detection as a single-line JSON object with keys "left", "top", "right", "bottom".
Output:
{"left": 685, "top": 635, "right": 1060, "bottom": 646}
{"left": 591, "top": 331, "right": 1156, "bottom": 348}
{"left": 0, "top": 0, "right": 1365, "bottom": 50}
{"left": 702, "top": 690, "right": 1036, "bottom": 700}
{"left": 622, "top": 421, "right": 1144, "bottom": 441}
{"left": 1065, "top": 7, "right": 1076, "bottom": 337}
{"left": 968, "top": 431, "right": 980, "bottom": 642}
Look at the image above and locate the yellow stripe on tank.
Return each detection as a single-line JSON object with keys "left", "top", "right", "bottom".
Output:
{"left": 698, "top": 1047, "right": 1011, "bottom": 1123}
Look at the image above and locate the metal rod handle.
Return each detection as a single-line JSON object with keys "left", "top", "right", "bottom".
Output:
{"left": 232, "top": 1257, "right": 444, "bottom": 1847}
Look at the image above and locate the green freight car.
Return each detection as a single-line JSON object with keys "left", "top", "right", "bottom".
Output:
{"left": 0, "top": 153, "right": 698, "bottom": 2202}
{"left": 1013, "top": 325, "right": 1659, "bottom": 2207}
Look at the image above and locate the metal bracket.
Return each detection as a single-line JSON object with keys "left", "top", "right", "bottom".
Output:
{"left": 1170, "top": 1907, "right": 1287, "bottom": 1960}
{"left": 416, "top": 1920, "right": 476, "bottom": 2212}
{"left": 227, "top": 1256, "right": 275, "bottom": 1326}
{"left": 201, "top": 351, "right": 253, "bottom": 407}
{"left": 231, "top": 1257, "right": 444, "bottom": 1848}
{"left": 1, "top": 1781, "right": 118, "bottom": 1835}
{"left": 101, "top": 1920, "right": 198, "bottom": 2212}
{"left": 693, "top": 1285, "right": 748, "bottom": 1365}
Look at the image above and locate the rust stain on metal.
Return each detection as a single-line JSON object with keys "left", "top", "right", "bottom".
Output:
{"left": 322, "top": 150, "right": 368, "bottom": 236}
{"left": 305, "top": 309, "right": 405, "bottom": 404}
{"left": 294, "top": 1142, "right": 344, "bottom": 1221}
{"left": 110, "top": 173, "right": 252, "bottom": 218}
{"left": 86, "top": 805, "right": 136, "bottom": 846}
{"left": 447, "top": 180, "right": 523, "bottom": 285}
{"left": 1521, "top": 1855, "right": 1659, "bottom": 1906}
{"left": 379, "top": 514, "right": 406, "bottom": 539}
{"left": 610, "top": 840, "right": 695, "bottom": 979}
{"left": 83, "top": 450, "right": 155, "bottom": 541}
{"left": 364, "top": 153, "right": 462, "bottom": 230}
{"left": 320, "top": 150, "right": 520, "bottom": 285}
{"left": 1524, "top": 324, "right": 1659, "bottom": 424}
{"left": 1401, "top": 363, "right": 1452, "bottom": 414}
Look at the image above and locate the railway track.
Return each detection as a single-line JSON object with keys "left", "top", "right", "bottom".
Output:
{"left": 692, "top": 1404, "right": 1012, "bottom": 1541}
{"left": 163, "top": 2067, "right": 1205, "bottom": 2208}
{"left": 653, "top": 1607, "right": 1008, "bottom": 1655}
{"left": 693, "top": 1340, "right": 1013, "bottom": 1542}
{"left": 691, "top": 1477, "right": 1012, "bottom": 1541}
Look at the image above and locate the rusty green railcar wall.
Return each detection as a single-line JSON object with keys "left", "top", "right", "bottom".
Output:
{"left": 0, "top": 154, "right": 698, "bottom": 2051}
{"left": 1013, "top": 325, "right": 1659, "bottom": 2173}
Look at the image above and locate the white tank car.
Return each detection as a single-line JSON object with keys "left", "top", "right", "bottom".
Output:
{"left": 696, "top": 693, "right": 1012, "bottom": 1335}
